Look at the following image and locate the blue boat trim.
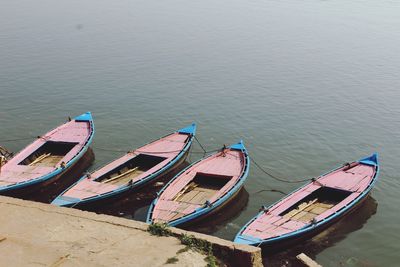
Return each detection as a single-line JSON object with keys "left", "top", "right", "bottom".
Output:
{"left": 229, "top": 140, "right": 245, "bottom": 151}
{"left": 52, "top": 123, "right": 197, "bottom": 207}
{"left": 74, "top": 111, "right": 93, "bottom": 122}
{"left": 0, "top": 112, "right": 95, "bottom": 193}
{"left": 235, "top": 234, "right": 263, "bottom": 245}
{"left": 178, "top": 123, "right": 196, "bottom": 135}
{"left": 51, "top": 195, "right": 81, "bottom": 206}
{"left": 234, "top": 153, "right": 380, "bottom": 246}
{"left": 359, "top": 153, "right": 378, "bottom": 166}
{"left": 146, "top": 140, "right": 250, "bottom": 226}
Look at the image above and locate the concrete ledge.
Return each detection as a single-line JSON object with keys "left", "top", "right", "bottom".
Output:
{"left": 0, "top": 196, "right": 262, "bottom": 266}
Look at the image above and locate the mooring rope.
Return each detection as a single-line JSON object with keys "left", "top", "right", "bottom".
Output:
{"left": 249, "top": 155, "right": 311, "bottom": 184}
{"left": 194, "top": 136, "right": 207, "bottom": 156}
{"left": 0, "top": 136, "right": 37, "bottom": 142}
{"left": 252, "top": 188, "right": 287, "bottom": 195}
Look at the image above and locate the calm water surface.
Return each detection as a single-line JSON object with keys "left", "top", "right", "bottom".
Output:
{"left": 1, "top": 0, "right": 400, "bottom": 266}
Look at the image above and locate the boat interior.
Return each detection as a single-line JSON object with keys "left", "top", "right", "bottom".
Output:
{"left": 280, "top": 187, "right": 352, "bottom": 223}
{"left": 173, "top": 173, "right": 232, "bottom": 205}
{"left": 96, "top": 154, "right": 167, "bottom": 185}
{"left": 19, "top": 141, "right": 77, "bottom": 167}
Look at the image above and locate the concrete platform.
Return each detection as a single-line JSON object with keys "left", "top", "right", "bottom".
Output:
{"left": 0, "top": 196, "right": 262, "bottom": 267}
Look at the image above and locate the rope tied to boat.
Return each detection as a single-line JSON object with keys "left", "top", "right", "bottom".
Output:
{"left": 259, "top": 205, "right": 268, "bottom": 212}
{"left": 194, "top": 136, "right": 207, "bottom": 157}
{"left": 249, "top": 155, "right": 312, "bottom": 184}
{"left": 252, "top": 188, "right": 287, "bottom": 195}
{"left": 311, "top": 177, "right": 324, "bottom": 186}
{"left": 204, "top": 200, "right": 212, "bottom": 208}
{"left": 0, "top": 136, "right": 37, "bottom": 143}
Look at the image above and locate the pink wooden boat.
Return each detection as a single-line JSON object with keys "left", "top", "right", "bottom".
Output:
{"left": 51, "top": 124, "right": 196, "bottom": 207}
{"left": 147, "top": 140, "right": 250, "bottom": 226}
{"left": 0, "top": 112, "right": 94, "bottom": 195}
{"left": 234, "top": 154, "right": 379, "bottom": 247}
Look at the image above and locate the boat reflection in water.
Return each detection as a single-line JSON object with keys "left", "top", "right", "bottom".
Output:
{"left": 264, "top": 196, "right": 378, "bottom": 266}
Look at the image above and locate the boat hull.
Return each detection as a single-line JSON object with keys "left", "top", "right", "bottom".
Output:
{"left": 148, "top": 140, "right": 250, "bottom": 227}
{"left": 0, "top": 155, "right": 83, "bottom": 197}
{"left": 235, "top": 154, "right": 379, "bottom": 249}
{"left": 0, "top": 112, "right": 95, "bottom": 197}
{"left": 258, "top": 192, "right": 371, "bottom": 251}
{"left": 59, "top": 144, "right": 191, "bottom": 209}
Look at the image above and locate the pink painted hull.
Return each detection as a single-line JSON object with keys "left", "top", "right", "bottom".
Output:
{"left": 236, "top": 157, "right": 378, "bottom": 246}
{"left": 57, "top": 131, "right": 193, "bottom": 204}
{"left": 150, "top": 144, "right": 249, "bottom": 225}
{"left": 0, "top": 113, "right": 94, "bottom": 194}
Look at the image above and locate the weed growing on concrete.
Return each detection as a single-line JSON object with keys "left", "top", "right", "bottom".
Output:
{"left": 148, "top": 226, "right": 219, "bottom": 266}
{"left": 179, "top": 234, "right": 209, "bottom": 251}
{"left": 177, "top": 247, "right": 190, "bottom": 254}
{"left": 165, "top": 256, "right": 179, "bottom": 264}
{"left": 147, "top": 223, "right": 172, "bottom": 237}
{"left": 179, "top": 234, "right": 218, "bottom": 267}
{"left": 205, "top": 254, "right": 217, "bottom": 267}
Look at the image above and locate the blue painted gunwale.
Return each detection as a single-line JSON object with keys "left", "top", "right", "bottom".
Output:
{"left": 146, "top": 140, "right": 250, "bottom": 227}
{"left": 0, "top": 112, "right": 95, "bottom": 193}
{"left": 234, "top": 153, "right": 379, "bottom": 246}
{"left": 52, "top": 123, "right": 196, "bottom": 207}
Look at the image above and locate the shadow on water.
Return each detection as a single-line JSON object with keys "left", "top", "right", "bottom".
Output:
{"left": 264, "top": 196, "right": 378, "bottom": 267}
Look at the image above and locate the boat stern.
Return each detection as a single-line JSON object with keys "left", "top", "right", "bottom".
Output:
{"left": 234, "top": 234, "right": 262, "bottom": 246}
{"left": 178, "top": 123, "right": 197, "bottom": 136}
{"left": 51, "top": 195, "right": 81, "bottom": 207}
{"left": 359, "top": 153, "right": 378, "bottom": 166}
{"left": 74, "top": 111, "right": 93, "bottom": 122}
{"left": 229, "top": 140, "right": 247, "bottom": 152}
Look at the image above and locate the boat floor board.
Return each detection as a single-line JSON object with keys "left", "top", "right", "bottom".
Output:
{"left": 177, "top": 187, "right": 218, "bottom": 205}
{"left": 175, "top": 180, "right": 220, "bottom": 205}
{"left": 30, "top": 155, "right": 64, "bottom": 167}
{"left": 286, "top": 200, "right": 334, "bottom": 223}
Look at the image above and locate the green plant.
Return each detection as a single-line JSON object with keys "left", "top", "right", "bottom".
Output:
{"left": 165, "top": 256, "right": 179, "bottom": 264}
{"left": 147, "top": 223, "right": 172, "bottom": 237}
{"left": 205, "top": 254, "right": 218, "bottom": 267}
{"left": 179, "top": 234, "right": 211, "bottom": 252}
{"left": 178, "top": 234, "right": 219, "bottom": 267}
{"left": 177, "top": 247, "right": 189, "bottom": 254}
